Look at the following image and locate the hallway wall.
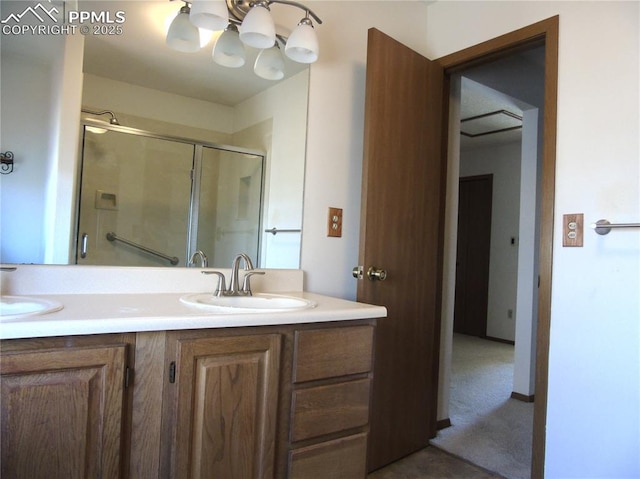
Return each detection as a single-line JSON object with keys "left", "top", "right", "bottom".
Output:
{"left": 460, "top": 141, "right": 521, "bottom": 341}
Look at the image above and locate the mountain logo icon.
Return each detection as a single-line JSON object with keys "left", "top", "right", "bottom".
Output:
{"left": 1, "top": 3, "right": 60, "bottom": 24}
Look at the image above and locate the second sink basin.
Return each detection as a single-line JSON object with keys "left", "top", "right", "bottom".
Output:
{"left": 180, "top": 293, "right": 316, "bottom": 313}
{"left": 0, "top": 295, "right": 64, "bottom": 320}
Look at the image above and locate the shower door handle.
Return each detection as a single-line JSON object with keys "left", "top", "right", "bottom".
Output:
{"left": 80, "top": 233, "right": 88, "bottom": 258}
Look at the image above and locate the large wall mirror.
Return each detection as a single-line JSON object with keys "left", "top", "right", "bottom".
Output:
{"left": 0, "top": 0, "right": 309, "bottom": 269}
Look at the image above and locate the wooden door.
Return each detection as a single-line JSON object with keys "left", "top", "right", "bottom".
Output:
{"left": 0, "top": 345, "right": 127, "bottom": 478}
{"left": 170, "top": 333, "right": 281, "bottom": 479}
{"left": 454, "top": 175, "right": 493, "bottom": 337}
{"left": 358, "top": 28, "right": 446, "bottom": 471}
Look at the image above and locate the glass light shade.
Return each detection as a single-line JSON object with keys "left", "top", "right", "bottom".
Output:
{"left": 239, "top": 4, "right": 275, "bottom": 49}
{"left": 254, "top": 46, "right": 285, "bottom": 80}
{"left": 285, "top": 20, "right": 318, "bottom": 64}
{"left": 212, "top": 26, "right": 246, "bottom": 68}
{"left": 189, "top": 0, "right": 229, "bottom": 31}
{"left": 167, "top": 7, "right": 201, "bottom": 53}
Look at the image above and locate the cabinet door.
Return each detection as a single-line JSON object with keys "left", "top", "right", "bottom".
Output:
{"left": 173, "top": 334, "right": 281, "bottom": 479}
{"left": 0, "top": 345, "right": 127, "bottom": 479}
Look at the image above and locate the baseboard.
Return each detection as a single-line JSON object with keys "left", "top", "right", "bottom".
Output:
{"left": 437, "top": 418, "right": 451, "bottom": 430}
{"left": 485, "top": 335, "right": 515, "bottom": 345}
{"left": 511, "top": 392, "right": 535, "bottom": 402}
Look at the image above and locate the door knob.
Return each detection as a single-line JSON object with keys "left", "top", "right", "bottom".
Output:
{"left": 352, "top": 266, "right": 364, "bottom": 279}
{"left": 367, "top": 266, "right": 387, "bottom": 281}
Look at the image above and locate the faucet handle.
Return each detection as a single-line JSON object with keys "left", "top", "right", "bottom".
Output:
{"left": 202, "top": 270, "right": 226, "bottom": 296}
{"left": 241, "top": 270, "right": 265, "bottom": 295}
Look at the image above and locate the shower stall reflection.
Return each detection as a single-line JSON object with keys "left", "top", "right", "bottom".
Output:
{"left": 76, "top": 124, "right": 264, "bottom": 267}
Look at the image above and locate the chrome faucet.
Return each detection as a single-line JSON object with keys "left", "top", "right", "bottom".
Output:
{"left": 202, "top": 253, "right": 264, "bottom": 296}
{"left": 189, "top": 250, "right": 208, "bottom": 268}
{"left": 228, "top": 253, "right": 264, "bottom": 296}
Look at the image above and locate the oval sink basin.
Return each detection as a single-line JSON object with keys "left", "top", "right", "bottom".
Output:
{"left": 180, "top": 293, "right": 316, "bottom": 313}
{"left": 0, "top": 295, "right": 63, "bottom": 320}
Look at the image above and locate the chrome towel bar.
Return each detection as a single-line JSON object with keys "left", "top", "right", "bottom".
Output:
{"left": 106, "top": 232, "right": 179, "bottom": 265}
{"left": 591, "top": 219, "right": 640, "bottom": 235}
{"left": 264, "top": 227, "right": 302, "bottom": 236}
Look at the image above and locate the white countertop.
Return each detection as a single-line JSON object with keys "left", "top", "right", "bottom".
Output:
{"left": 0, "top": 291, "right": 387, "bottom": 340}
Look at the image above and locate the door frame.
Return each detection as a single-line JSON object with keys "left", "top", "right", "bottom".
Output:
{"left": 436, "top": 16, "right": 558, "bottom": 478}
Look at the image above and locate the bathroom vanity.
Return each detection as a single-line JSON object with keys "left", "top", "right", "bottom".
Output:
{"left": 0, "top": 266, "right": 386, "bottom": 479}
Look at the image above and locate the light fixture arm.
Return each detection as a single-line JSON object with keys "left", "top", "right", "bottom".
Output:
{"left": 267, "top": 0, "right": 322, "bottom": 25}
{"left": 225, "top": 0, "right": 322, "bottom": 25}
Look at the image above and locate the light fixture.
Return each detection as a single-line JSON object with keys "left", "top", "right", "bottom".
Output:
{"left": 212, "top": 24, "right": 246, "bottom": 68}
{"left": 167, "top": 0, "right": 323, "bottom": 80}
{"left": 284, "top": 13, "right": 318, "bottom": 64}
{"left": 166, "top": 3, "right": 201, "bottom": 53}
{"left": 254, "top": 43, "right": 284, "bottom": 80}
{"left": 238, "top": 1, "right": 275, "bottom": 49}
{"left": 189, "top": 0, "right": 229, "bottom": 31}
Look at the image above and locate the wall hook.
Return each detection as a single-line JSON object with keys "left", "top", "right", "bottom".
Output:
{"left": 0, "top": 151, "right": 14, "bottom": 174}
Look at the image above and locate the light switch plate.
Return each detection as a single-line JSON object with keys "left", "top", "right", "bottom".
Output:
{"left": 328, "top": 207, "right": 343, "bottom": 237}
{"left": 563, "top": 213, "right": 583, "bottom": 247}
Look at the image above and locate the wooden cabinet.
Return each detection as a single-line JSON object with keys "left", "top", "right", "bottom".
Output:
{"left": 0, "top": 320, "right": 377, "bottom": 479}
{"left": 163, "top": 331, "right": 281, "bottom": 479}
{"left": 288, "top": 325, "right": 375, "bottom": 479}
{"left": 0, "top": 334, "right": 134, "bottom": 479}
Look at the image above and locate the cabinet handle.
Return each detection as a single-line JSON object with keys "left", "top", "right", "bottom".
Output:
{"left": 80, "top": 233, "right": 88, "bottom": 258}
{"left": 169, "top": 361, "right": 176, "bottom": 383}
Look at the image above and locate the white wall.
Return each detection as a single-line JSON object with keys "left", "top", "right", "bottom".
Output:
{"left": 0, "top": 52, "right": 53, "bottom": 264}
{"left": 82, "top": 74, "right": 235, "bottom": 137}
{"left": 425, "top": 2, "right": 639, "bottom": 477}
{"left": 460, "top": 141, "right": 522, "bottom": 342}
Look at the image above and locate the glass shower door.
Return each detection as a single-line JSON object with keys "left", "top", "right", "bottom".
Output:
{"left": 193, "top": 146, "right": 264, "bottom": 267}
{"left": 76, "top": 127, "right": 194, "bottom": 266}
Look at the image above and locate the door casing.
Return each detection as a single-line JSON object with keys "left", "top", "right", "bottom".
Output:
{"left": 436, "top": 16, "right": 558, "bottom": 478}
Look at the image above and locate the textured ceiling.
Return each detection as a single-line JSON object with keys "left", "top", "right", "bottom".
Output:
{"left": 460, "top": 77, "right": 525, "bottom": 148}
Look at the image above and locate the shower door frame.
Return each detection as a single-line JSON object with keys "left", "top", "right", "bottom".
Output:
{"left": 76, "top": 119, "right": 267, "bottom": 267}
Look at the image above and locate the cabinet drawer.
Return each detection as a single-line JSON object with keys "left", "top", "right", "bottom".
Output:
{"left": 291, "top": 378, "right": 371, "bottom": 442}
{"left": 289, "top": 433, "right": 367, "bottom": 479}
{"left": 293, "top": 325, "right": 374, "bottom": 382}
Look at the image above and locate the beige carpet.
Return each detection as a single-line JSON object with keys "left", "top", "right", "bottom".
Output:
{"left": 368, "top": 445, "right": 504, "bottom": 479}
{"left": 429, "top": 334, "right": 534, "bottom": 479}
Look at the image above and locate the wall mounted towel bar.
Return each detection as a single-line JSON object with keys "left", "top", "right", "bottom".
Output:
{"left": 591, "top": 219, "right": 640, "bottom": 235}
{"left": 106, "top": 232, "right": 179, "bottom": 265}
{"left": 264, "top": 227, "right": 302, "bottom": 236}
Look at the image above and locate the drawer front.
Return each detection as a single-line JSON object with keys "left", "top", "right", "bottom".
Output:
{"left": 291, "top": 378, "right": 371, "bottom": 442}
{"left": 289, "top": 433, "right": 368, "bottom": 479}
{"left": 293, "top": 325, "right": 374, "bottom": 382}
